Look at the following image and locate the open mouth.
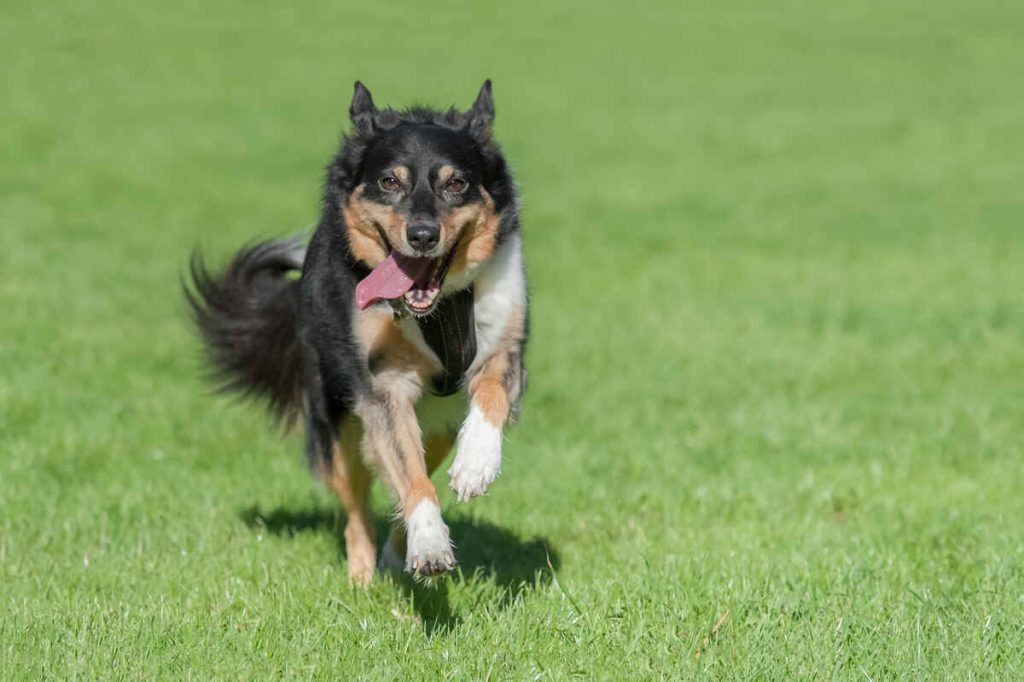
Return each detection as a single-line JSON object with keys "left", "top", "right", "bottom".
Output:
{"left": 354, "top": 247, "right": 456, "bottom": 317}
{"left": 401, "top": 251, "right": 454, "bottom": 316}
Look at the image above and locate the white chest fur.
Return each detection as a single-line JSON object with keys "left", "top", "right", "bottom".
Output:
{"left": 468, "top": 232, "right": 526, "bottom": 374}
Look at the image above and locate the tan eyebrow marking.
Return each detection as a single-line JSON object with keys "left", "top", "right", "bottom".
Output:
{"left": 392, "top": 166, "right": 410, "bottom": 183}
{"left": 437, "top": 164, "right": 455, "bottom": 184}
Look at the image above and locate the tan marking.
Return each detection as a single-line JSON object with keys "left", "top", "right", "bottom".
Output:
{"left": 437, "top": 164, "right": 455, "bottom": 184}
{"left": 468, "top": 303, "right": 526, "bottom": 427}
{"left": 447, "top": 188, "right": 502, "bottom": 278}
{"left": 404, "top": 477, "right": 438, "bottom": 514}
{"left": 471, "top": 372, "right": 510, "bottom": 427}
{"left": 344, "top": 183, "right": 501, "bottom": 277}
{"left": 323, "top": 416, "right": 377, "bottom": 586}
{"left": 354, "top": 307, "right": 442, "bottom": 382}
{"left": 342, "top": 184, "right": 406, "bottom": 267}
{"left": 392, "top": 165, "right": 410, "bottom": 183}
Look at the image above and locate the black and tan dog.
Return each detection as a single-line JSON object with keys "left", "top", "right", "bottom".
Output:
{"left": 186, "top": 81, "right": 527, "bottom": 584}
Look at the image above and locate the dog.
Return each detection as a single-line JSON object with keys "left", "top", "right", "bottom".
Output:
{"left": 186, "top": 81, "right": 527, "bottom": 584}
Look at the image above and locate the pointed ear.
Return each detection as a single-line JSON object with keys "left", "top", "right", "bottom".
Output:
{"left": 349, "top": 81, "right": 378, "bottom": 134}
{"left": 467, "top": 79, "right": 495, "bottom": 137}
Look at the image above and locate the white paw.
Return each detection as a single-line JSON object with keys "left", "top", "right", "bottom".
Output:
{"left": 404, "top": 500, "right": 455, "bottom": 577}
{"left": 448, "top": 404, "right": 503, "bottom": 502}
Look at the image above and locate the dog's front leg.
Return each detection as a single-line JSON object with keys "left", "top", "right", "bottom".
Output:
{"left": 448, "top": 346, "right": 525, "bottom": 502}
{"left": 356, "top": 380, "right": 455, "bottom": 577}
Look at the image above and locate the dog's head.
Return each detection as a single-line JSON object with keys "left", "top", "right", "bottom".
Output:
{"left": 335, "top": 81, "right": 513, "bottom": 316}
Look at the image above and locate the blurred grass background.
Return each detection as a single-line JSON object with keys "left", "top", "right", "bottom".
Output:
{"left": 2, "top": 0, "right": 1023, "bottom": 677}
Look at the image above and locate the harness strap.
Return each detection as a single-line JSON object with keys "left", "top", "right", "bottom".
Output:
{"left": 416, "top": 287, "right": 477, "bottom": 396}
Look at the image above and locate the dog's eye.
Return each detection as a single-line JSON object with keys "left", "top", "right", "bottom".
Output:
{"left": 379, "top": 176, "right": 401, "bottom": 192}
{"left": 445, "top": 177, "right": 467, "bottom": 193}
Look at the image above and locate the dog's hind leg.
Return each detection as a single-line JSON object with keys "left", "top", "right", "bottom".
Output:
{"left": 321, "top": 416, "right": 377, "bottom": 586}
{"left": 380, "top": 431, "right": 454, "bottom": 573}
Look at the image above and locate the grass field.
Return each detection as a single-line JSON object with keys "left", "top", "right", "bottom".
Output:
{"left": 3, "top": 0, "right": 1024, "bottom": 677}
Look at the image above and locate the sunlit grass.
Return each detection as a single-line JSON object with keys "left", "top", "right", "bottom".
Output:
{"left": 2, "top": 0, "right": 1023, "bottom": 677}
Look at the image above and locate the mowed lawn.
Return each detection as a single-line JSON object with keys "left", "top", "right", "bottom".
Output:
{"left": 3, "top": 0, "right": 1024, "bottom": 677}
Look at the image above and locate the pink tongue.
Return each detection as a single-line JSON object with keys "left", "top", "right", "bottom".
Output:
{"left": 355, "top": 253, "right": 433, "bottom": 310}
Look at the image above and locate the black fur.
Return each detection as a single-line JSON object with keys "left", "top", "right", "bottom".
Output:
{"left": 185, "top": 238, "right": 306, "bottom": 426}
{"left": 185, "top": 81, "right": 522, "bottom": 471}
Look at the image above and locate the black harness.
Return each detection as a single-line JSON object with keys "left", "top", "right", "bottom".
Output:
{"left": 413, "top": 287, "right": 477, "bottom": 396}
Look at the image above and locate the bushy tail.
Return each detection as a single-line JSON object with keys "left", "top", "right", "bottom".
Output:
{"left": 184, "top": 237, "right": 307, "bottom": 427}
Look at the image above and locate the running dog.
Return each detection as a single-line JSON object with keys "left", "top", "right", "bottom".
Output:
{"left": 186, "top": 81, "right": 527, "bottom": 584}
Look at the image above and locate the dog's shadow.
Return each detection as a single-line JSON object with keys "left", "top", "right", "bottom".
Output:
{"left": 240, "top": 505, "right": 560, "bottom": 634}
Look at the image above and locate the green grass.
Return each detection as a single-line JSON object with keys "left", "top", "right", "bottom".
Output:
{"left": 3, "top": 0, "right": 1024, "bottom": 677}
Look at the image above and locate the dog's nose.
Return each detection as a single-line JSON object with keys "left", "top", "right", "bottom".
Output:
{"left": 406, "top": 223, "right": 440, "bottom": 254}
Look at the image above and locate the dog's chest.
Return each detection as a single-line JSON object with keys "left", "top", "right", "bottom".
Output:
{"left": 388, "top": 233, "right": 525, "bottom": 398}
{"left": 385, "top": 290, "right": 475, "bottom": 397}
